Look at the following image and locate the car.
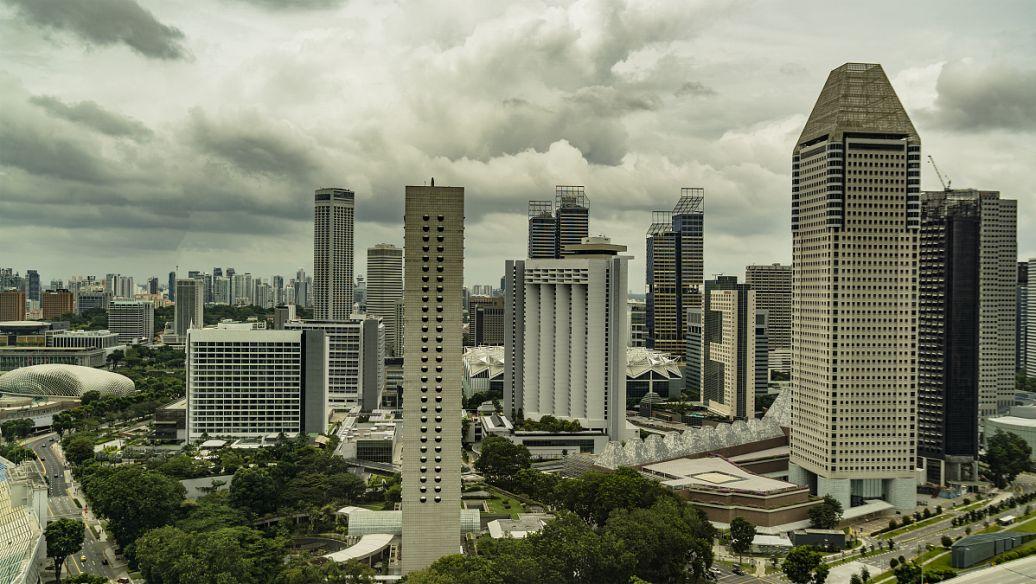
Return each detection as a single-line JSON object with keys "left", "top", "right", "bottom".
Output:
{"left": 80, "top": 555, "right": 87, "bottom": 562}
{"left": 117, "top": 579, "right": 131, "bottom": 584}
{"left": 709, "top": 567, "right": 723, "bottom": 575}
{"left": 732, "top": 565, "right": 745, "bottom": 575}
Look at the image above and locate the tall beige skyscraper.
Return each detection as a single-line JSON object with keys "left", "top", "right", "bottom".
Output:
{"left": 401, "top": 184, "right": 464, "bottom": 573}
{"left": 367, "top": 244, "right": 403, "bottom": 356}
{"left": 745, "top": 263, "right": 792, "bottom": 351}
{"left": 788, "top": 63, "right": 920, "bottom": 511}
{"left": 313, "top": 188, "right": 355, "bottom": 321}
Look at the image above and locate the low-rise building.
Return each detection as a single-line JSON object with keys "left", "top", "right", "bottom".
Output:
{"left": 951, "top": 532, "right": 1036, "bottom": 568}
{"left": 983, "top": 406, "right": 1036, "bottom": 462}
{"left": 108, "top": 300, "right": 155, "bottom": 344}
{"left": 487, "top": 513, "right": 552, "bottom": 539}
{"left": 155, "top": 398, "right": 187, "bottom": 443}
{"left": 0, "top": 346, "right": 107, "bottom": 372}
{"left": 479, "top": 413, "right": 611, "bottom": 458}
{"left": 335, "top": 410, "right": 401, "bottom": 465}
{"left": 47, "top": 329, "right": 121, "bottom": 351}
{"left": 462, "top": 346, "right": 504, "bottom": 399}
{"left": 626, "top": 347, "right": 684, "bottom": 404}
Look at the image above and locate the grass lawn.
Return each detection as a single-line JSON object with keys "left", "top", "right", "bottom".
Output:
{"left": 484, "top": 494, "right": 525, "bottom": 518}
{"left": 877, "top": 513, "right": 949, "bottom": 539}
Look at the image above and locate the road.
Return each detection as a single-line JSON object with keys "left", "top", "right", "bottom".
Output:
{"left": 25, "top": 432, "right": 130, "bottom": 583}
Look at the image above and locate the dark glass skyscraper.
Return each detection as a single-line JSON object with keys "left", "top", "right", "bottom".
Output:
{"left": 646, "top": 189, "right": 704, "bottom": 357}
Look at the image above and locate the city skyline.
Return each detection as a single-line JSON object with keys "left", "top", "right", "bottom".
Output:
{"left": 2, "top": 2, "right": 1034, "bottom": 288}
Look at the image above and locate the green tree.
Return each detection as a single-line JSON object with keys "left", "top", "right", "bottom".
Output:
{"left": 550, "top": 467, "right": 668, "bottom": 526}
{"left": 984, "top": 430, "right": 1033, "bottom": 488}
{"left": 80, "top": 465, "right": 186, "bottom": 549}
{"left": 277, "top": 554, "right": 375, "bottom": 583}
{"left": 45, "top": 518, "right": 85, "bottom": 584}
{"left": 941, "top": 535, "right": 953, "bottom": 549}
{"left": 106, "top": 349, "right": 125, "bottom": 370}
{"left": 729, "top": 516, "right": 756, "bottom": 564}
{"left": 809, "top": 495, "right": 844, "bottom": 529}
{"left": 782, "top": 546, "right": 828, "bottom": 584}
{"left": 64, "top": 575, "right": 108, "bottom": 584}
{"left": 0, "top": 442, "right": 35, "bottom": 463}
{"left": 850, "top": 576, "right": 863, "bottom": 584}
{"left": 604, "top": 498, "right": 715, "bottom": 583}
{"left": 229, "top": 467, "right": 280, "bottom": 515}
{"left": 892, "top": 560, "right": 922, "bottom": 584}
{"left": 136, "top": 525, "right": 286, "bottom": 584}
{"left": 475, "top": 436, "right": 531, "bottom": 486}
{"left": 406, "top": 555, "right": 505, "bottom": 584}
{"left": 861, "top": 566, "right": 870, "bottom": 582}
{"left": 61, "top": 432, "right": 96, "bottom": 466}
{"left": 80, "top": 390, "right": 102, "bottom": 406}
{"left": 52, "top": 411, "right": 76, "bottom": 435}
{"left": 1, "top": 418, "right": 34, "bottom": 439}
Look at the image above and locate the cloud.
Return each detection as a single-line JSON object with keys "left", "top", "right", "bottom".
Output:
{"left": 2, "top": 0, "right": 188, "bottom": 60}
{"left": 29, "top": 95, "right": 153, "bottom": 141}
{"left": 923, "top": 60, "right": 1036, "bottom": 132}
{"left": 186, "top": 109, "right": 323, "bottom": 180}
{"left": 229, "top": 0, "right": 346, "bottom": 9}
{"left": 675, "top": 81, "right": 715, "bottom": 97}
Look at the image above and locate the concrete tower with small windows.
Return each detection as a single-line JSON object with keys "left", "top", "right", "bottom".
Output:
{"left": 401, "top": 184, "right": 464, "bottom": 573}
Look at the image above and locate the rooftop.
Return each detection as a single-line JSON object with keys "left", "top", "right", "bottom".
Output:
{"left": 641, "top": 457, "right": 800, "bottom": 494}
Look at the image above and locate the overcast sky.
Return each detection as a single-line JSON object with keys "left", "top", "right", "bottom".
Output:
{"left": 2, "top": 0, "right": 1034, "bottom": 291}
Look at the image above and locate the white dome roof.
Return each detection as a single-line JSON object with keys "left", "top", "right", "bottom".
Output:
{"left": 0, "top": 365, "right": 134, "bottom": 398}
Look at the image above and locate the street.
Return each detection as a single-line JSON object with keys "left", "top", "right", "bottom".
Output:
{"left": 25, "top": 432, "right": 130, "bottom": 583}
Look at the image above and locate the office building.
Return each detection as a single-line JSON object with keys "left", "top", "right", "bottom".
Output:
{"left": 745, "top": 263, "right": 792, "bottom": 352}
{"left": 106, "top": 274, "right": 135, "bottom": 300}
{"left": 1019, "top": 263, "right": 1028, "bottom": 373}
{"left": 313, "top": 188, "right": 355, "bottom": 321}
{"left": 468, "top": 295, "right": 505, "bottom": 346}
{"left": 212, "top": 276, "right": 230, "bottom": 305}
{"left": 0, "top": 290, "right": 26, "bottom": 321}
{"left": 527, "top": 201, "right": 557, "bottom": 259}
{"left": 108, "top": 300, "right": 155, "bottom": 344}
{"left": 628, "top": 300, "right": 647, "bottom": 347}
{"left": 646, "top": 189, "right": 705, "bottom": 357}
{"left": 186, "top": 326, "right": 327, "bottom": 440}
{"left": 521, "top": 236, "right": 630, "bottom": 440}
{"left": 503, "top": 260, "right": 525, "bottom": 418}
{"left": 554, "top": 186, "right": 589, "bottom": 257}
{"left": 168, "top": 271, "right": 176, "bottom": 301}
{"left": 367, "top": 244, "right": 403, "bottom": 356}
{"left": 174, "top": 278, "right": 205, "bottom": 339}
{"left": 47, "top": 330, "right": 120, "bottom": 351}
{"left": 918, "top": 190, "right": 1016, "bottom": 485}
{"left": 285, "top": 317, "right": 385, "bottom": 411}
{"left": 401, "top": 184, "right": 464, "bottom": 573}
{"left": 788, "top": 63, "right": 920, "bottom": 511}
{"left": 41, "top": 289, "right": 74, "bottom": 320}
{"left": 0, "top": 455, "right": 47, "bottom": 584}
{"left": 273, "top": 305, "right": 296, "bottom": 330}
{"left": 1028, "top": 259, "right": 1036, "bottom": 378}
{"left": 74, "top": 290, "right": 110, "bottom": 315}
{"left": 25, "top": 270, "right": 40, "bottom": 303}
{"left": 231, "top": 272, "right": 252, "bottom": 306}
{"left": 147, "top": 277, "right": 159, "bottom": 295}
{"left": 701, "top": 276, "right": 765, "bottom": 420}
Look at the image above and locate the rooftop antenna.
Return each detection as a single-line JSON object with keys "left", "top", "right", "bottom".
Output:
{"left": 927, "top": 155, "right": 951, "bottom": 191}
{"left": 430, "top": 177, "right": 435, "bottom": 187}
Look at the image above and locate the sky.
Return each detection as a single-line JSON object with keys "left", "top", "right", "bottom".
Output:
{"left": 1, "top": 0, "right": 1034, "bottom": 291}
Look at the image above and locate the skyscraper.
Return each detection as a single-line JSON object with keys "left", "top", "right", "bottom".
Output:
{"left": 503, "top": 259, "right": 525, "bottom": 419}
{"left": 788, "top": 63, "right": 920, "bottom": 511}
{"left": 367, "top": 244, "right": 403, "bottom": 356}
{"left": 745, "top": 263, "right": 792, "bottom": 352}
{"left": 521, "top": 236, "right": 630, "bottom": 441}
{"left": 646, "top": 189, "right": 705, "bottom": 356}
{"left": 313, "top": 188, "right": 355, "bottom": 321}
{"left": 917, "top": 189, "right": 1016, "bottom": 485}
{"left": 554, "top": 186, "right": 589, "bottom": 257}
{"left": 701, "top": 276, "right": 765, "bottom": 420}
{"left": 41, "top": 289, "right": 75, "bottom": 319}
{"left": 401, "top": 184, "right": 464, "bottom": 573}
{"left": 26, "top": 270, "right": 40, "bottom": 303}
{"left": 1019, "top": 263, "right": 1029, "bottom": 373}
{"left": 467, "top": 296, "right": 504, "bottom": 346}
{"left": 1027, "top": 259, "right": 1036, "bottom": 378}
{"left": 527, "top": 201, "right": 556, "bottom": 259}
{"left": 174, "top": 278, "right": 205, "bottom": 339}
{"left": 147, "top": 276, "right": 159, "bottom": 295}
{"left": 168, "top": 271, "right": 176, "bottom": 301}
{"left": 285, "top": 317, "right": 385, "bottom": 410}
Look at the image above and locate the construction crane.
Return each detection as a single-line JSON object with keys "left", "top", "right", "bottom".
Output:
{"left": 927, "top": 155, "right": 951, "bottom": 191}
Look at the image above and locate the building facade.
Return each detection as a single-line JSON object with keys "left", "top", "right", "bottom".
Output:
{"left": 701, "top": 276, "right": 765, "bottom": 420}
{"left": 1018, "top": 263, "right": 1028, "bottom": 373}
{"left": 401, "top": 184, "right": 464, "bottom": 573}
{"left": 108, "top": 300, "right": 155, "bottom": 344}
{"left": 503, "top": 260, "right": 525, "bottom": 419}
{"left": 186, "top": 327, "right": 327, "bottom": 440}
{"left": 313, "top": 188, "right": 355, "bottom": 320}
{"left": 285, "top": 317, "right": 385, "bottom": 411}
{"left": 646, "top": 189, "right": 705, "bottom": 357}
{"left": 918, "top": 190, "right": 1016, "bottom": 485}
{"left": 788, "top": 63, "right": 920, "bottom": 511}
{"left": 554, "top": 186, "right": 590, "bottom": 257}
{"left": 521, "top": 236, "right": 630, "bottom": 440}
{"left": 527, "top": 201, "right": 556, "bottom": 259}
{"left": 367, "top": 244, "right": 403, "bottom": 356}
{"left": 174, "top": 278, "right": 205, "bottom": 340}
{"left": 468, "top": 295, "right": 504, "bottom": 346}
{"left": 745, "top": 263, "right": 792, "bottom": 352}
{"left": 1028, "top": 259, "right": 1036, "bottom": 378}
{"left": 41, "top": 289, "right": 75, "bottom": 320}
{"left": 0, "top": 290, "right": 26, "bottom": 321}
{"left": 75, "top": 291, "right": 110, "bottom": 315}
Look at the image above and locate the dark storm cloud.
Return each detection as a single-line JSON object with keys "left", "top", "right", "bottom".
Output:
{"left": 29, "top": 95, "right": 153, "bottom": 141}
{"left": 0, "top": 118, "right": 112, "bottom": 183}
{"left": 675, "top": 81, "right": 716, "bottom": 97}
{"left": 2, "top": 0, "right": 188, "bottom": 60}
{"left": 925, "top": 61, "right": 1036, "bottom": 132}
{"left": 187, "top": 109, "right": 322, "bottom": 180}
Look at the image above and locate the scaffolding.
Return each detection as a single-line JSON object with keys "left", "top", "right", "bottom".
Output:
{"left": 555, "top": 185, "right": 588, "bottom": 209}
{"left": 673, "top": 188, "right": 704, "bottom": 215}
{"left": 647, "top": 210, "right": 673, "bottom": 236}
{"left": 528, "top": 200, "right": 553, "bottom": 218}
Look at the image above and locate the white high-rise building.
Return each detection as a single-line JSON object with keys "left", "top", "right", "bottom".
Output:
{"left": 107, "top": 300, "right": 155, "bottom": 344}
{"left": 522, "top": 236, "right": 630, "bottom": 440}
{"left": 789, "top": 63, "right": 920, "bottom": 511}
{"left": 285, "top": 317, "right": 385, "bottom": 411}
{"left": 186, "top": 326, "right": 327, "bottom": 440}
{"left": 401, "top": 184, "right": 464, "bottom": 573}
{"left": 313, "top": 188, "right": 355, "bottom": 321}
{"left": 367, "top": 244, "right": 403, "bottom": 356}
{"left": 212, "top": 276, "right": 231, "bottom": 305}
{"left": 701, "top": 276, "right": 766, "bottom": 421}
{"left": 174, "top": 279, "right": 205, "bottom": 339}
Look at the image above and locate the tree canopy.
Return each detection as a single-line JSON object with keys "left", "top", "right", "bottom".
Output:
{"left": 782, "top": 546, "right": 829, "bottom": 584}
{"left": 135, "top": 525, "right": 286, "bottom": 584}
{"left": 984, "top": 430, "right": 1033, "bottom": 488}
{"left": 79, "top": 464, "right": 186, "bottom": 549}
{"left": 729, "top": 516, "right": 756, "bottom": 564}
{"left": 45, "top": 518, "right": 85, "bottom": 584}
{"left": 809, "top": 495, "right": 843, "bottom": 529}
{"left": 475, "top": 436, "right": 531, "bottom": 486}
